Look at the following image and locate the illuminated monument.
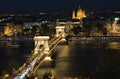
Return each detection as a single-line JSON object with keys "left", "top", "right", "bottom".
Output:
{"left": 112, "top": 17, "right": 120, "bottom": 33}
{"left": 72, "top": 6, "right": 86, "bottom": 19}
{"left": 106, "top": 17, "right": 120, "bottom": 36}
{"left": 56, "top": 6, "right": 86, "bottom": 30}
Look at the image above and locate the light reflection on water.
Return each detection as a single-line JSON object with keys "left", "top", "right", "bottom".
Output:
{"left": 36, "top": 40, "right": 120, "bottom": 78}
{"left": 0, "top": 40, "right": 34, "bottom": 76}
{"left": 0, "top": 40, "right": 120, "bottom": 77}
{"left": 107, "top": 42, "right": 120, "bottom": 50}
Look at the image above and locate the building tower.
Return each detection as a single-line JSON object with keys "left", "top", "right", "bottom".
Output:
{"left": 76, "top": 6, "right": 82, "bottom": 19}
{"left": 72, "top": 10, "right": 76, "bottom": 19}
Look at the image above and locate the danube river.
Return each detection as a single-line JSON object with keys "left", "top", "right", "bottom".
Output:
{"left": 0, "top": 39, "right": 34, "bottom": 76}
{"left": 0, "top": 38, "right": 120, "bottom": 78}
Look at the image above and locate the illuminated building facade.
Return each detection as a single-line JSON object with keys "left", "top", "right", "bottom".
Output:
{"left": 4, "top": 23, "right": 22, "bottom": 36}
{"left": 72, "top": 6, "right": 86, "bottom": 20}
{"left": 23, "top": 22, "right": 41, "bottom": 30}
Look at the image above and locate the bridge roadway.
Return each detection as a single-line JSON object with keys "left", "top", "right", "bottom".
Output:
{"left": 12, "top": 35, "right": 63, "bottom": 79}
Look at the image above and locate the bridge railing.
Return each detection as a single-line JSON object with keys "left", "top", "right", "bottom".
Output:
{"left": 12, "top": 44, "right": 44, "bottom": 78}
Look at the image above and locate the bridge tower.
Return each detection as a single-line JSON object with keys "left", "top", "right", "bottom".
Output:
{"left": 34, "top": 36, "right": 50, "bottom": 54}
{"left": 56, "top": 26, "right": 65, "bottom": 37}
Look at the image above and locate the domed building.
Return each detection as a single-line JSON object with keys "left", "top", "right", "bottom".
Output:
{"left": 72, "top": 6, "right": 86, "bottom": 20}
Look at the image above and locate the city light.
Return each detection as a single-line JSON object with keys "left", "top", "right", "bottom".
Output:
{"left": 0, "top": 1, "right": 120, "bottom": 79}
{"left": 44, "top": 56, "right": 52, "bottom": 61}
{"left": 4, "top": 74, "right": 9, "bottom": 78}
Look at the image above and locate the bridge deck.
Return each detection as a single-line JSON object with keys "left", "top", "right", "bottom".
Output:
{"left": 13, "top": 35, "right": 63, "bottom": 79}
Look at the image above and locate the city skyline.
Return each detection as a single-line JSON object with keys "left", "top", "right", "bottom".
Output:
{"left": 0, "top": 0, "right": 120, "bottom": 12}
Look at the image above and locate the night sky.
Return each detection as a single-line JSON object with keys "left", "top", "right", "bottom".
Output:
{"left": 0, "top": 0, "right": 120, "bottom": 12}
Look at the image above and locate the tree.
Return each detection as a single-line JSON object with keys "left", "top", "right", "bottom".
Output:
{"left": 102, "top": 27, "right": 107, "bottom": 36}
{"left": 72, "top": 26, "right": 82, "bottom": 36}
{"left": 32, "top": 25, "right": 41, "bottom": 35}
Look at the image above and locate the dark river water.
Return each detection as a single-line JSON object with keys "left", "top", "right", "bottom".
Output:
{"left": 0, "top": 40, "right": 34, "bottom": 76}
{"left": 0, "top": 39, "right": 120, "bottom": 78}
{"left": 36, "top": 39, "right": 120, "bottom": 78}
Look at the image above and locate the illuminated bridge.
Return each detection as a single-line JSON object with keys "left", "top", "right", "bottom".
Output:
{"left": 12, "top": 26, "right": 66, "bottom": 79}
